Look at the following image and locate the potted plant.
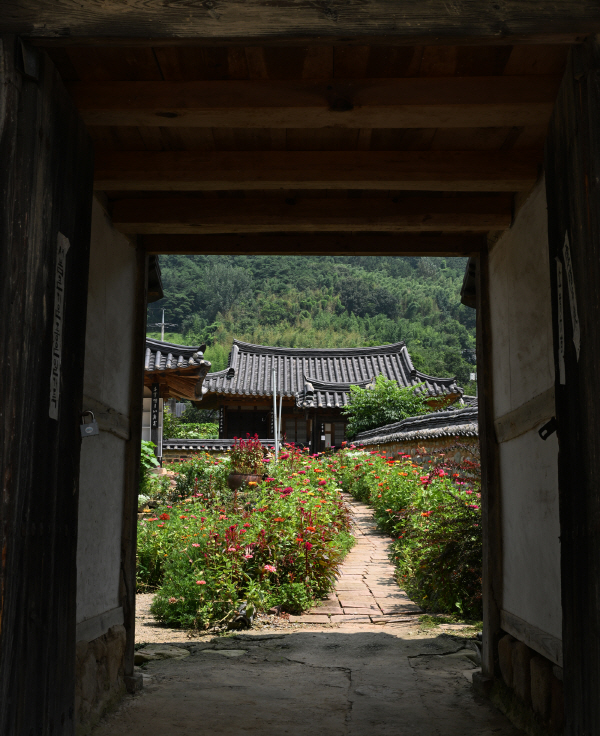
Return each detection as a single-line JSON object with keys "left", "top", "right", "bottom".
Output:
{"left": 227, "top": 434, "right": 266, "bottom": 492}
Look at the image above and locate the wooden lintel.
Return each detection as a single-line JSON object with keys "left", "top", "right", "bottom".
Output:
{"left": 7, "top": 1, "right": 600, "bottom": 42}
{"left": 112, "top": 195, "right": 512, "bottom": 234}
{"left": 95, "top": 150, "right": 540, "bottom": 192}
{"left": 142, "top": 233, "right": 486, "bottom": 256}
{"left": 70, "top": 76, "right": 560, "bottom": 129}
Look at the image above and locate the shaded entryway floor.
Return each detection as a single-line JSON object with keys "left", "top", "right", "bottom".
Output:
{"left": 94, "top": 498, "right": 523, "bottom": 735}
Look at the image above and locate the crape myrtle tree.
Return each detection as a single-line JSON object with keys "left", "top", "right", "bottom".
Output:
{"left": 342, "top": 375, "right": 431, "bottom": 438}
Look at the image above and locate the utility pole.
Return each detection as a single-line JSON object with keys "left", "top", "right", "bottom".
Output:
{"left": 150, "top": 308, "right": 177, "bottom": 341}
{"left": 272, "top": 361, "right": 279, "bottom": 460}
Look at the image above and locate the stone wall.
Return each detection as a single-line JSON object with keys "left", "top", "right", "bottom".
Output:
{"left": 75, "top": 625, "right": 127, "bottom": 735}
{"left": 357, "top": 435, "right": 479, "bottom": 464}
{"left": 492, "top": 633, "right": 564, "bottom": 735}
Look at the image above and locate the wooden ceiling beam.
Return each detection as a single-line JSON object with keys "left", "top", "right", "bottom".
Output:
{"left": 95, "top": 150, "right": 540, "bottom": 192}
{"left": 70, "top": 76, "right": 560, "bottom": 128}
{"left": 111, "top": 195, "right": 512, "bottom": 234}
{"left": 142, "top": 233, "right": 486, "bottom": 256}
{"left": 9, "top": 1, "right": 600, "bottom": 42}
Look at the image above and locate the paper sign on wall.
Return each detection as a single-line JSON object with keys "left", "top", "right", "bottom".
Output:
{"left": 556, "top": 258, "right": 566, "bottom": 385}
{"left": 562, "top": 232, "right": 581, "bottom": 361}
{"left": 49, "top": 233, "right": 70, "bottom": 420}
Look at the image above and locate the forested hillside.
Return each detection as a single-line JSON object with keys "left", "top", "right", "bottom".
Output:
{"left": 147, "top": 255, "right": 476, "bottom": 392}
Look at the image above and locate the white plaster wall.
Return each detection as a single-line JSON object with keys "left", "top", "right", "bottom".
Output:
{"left": 490, "top": 178, "right": 555, "bottom": 417}
{"left": 500, "top": 432, "right": 561, "bottom": 638}
{"left": 77, "top": 197, "right": 136, "bottom": 627}
{"left": 489, "top": 177, "right": 562, "bottom": 640}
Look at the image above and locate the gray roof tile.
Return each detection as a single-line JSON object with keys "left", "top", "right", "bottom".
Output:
{"left": 145, "top": 338, "right": 208, "bottom": 373}
{"left": 353, "top": 405, "right": 478, "bottom": 445}
{"left": 200, "top": 340, "right": 462, "bottom": 408}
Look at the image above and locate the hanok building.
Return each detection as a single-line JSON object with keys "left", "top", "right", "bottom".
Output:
{"left": 5, "top": 9, "right": 600, "bottom": 736}
{"left": 142, "top": 338, "right": 211, "bottom": 452}
{"left": 196, "top": 339, "right": 463, "bottom": 452}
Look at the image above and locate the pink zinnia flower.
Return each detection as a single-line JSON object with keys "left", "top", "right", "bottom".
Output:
{"left": 192, "top": 543, "right": 201, "bottom": 547}
{"left": 196, "top": 580, "right": 206, "bottom": 585}
{"left": 263, "top": 564, "right": 277, "bottom": 573}
{"left": 317, "top": 479, "right": 326, "bottom": 486}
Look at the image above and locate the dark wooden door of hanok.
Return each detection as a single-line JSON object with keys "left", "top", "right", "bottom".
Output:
{"left": 545, "top": 36, "right": 600, "bottom": 736}
{"left": 0, "top": 38, "right": 94, "bottom": 735}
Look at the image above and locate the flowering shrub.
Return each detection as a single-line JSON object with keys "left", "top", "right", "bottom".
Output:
{"left": 337, "top": 443, "right": 482, "bottom": 618}
{"left": 229, "top": 434, "right": 267, "bottom": 474}
{"left": 137, "top": 444, "right": 353, "bottom": 628}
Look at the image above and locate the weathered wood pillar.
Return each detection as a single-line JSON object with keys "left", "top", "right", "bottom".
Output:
{"left": 475, "top": 251, "right": 503, "bottom": 680}
{"left": 120, "top": 246, "right": 148, "bottom": 690}
{"left": 545, "top": 35, "right": 600, "bottom": 735}
{"left": 0, "top": 37, "right": 94, "bottom": 735}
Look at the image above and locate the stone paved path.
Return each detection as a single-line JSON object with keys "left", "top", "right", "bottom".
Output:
{"left": 289, "top": 494, "right": 422, "bottom": 624}
{"left": 98, "top": 493, "right": 525, "bottom": 736}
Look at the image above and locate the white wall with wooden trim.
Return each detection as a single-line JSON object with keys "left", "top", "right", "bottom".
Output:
{"left": 488, "top": 176, "right": 561, "bottom": 649}
{"left": 77, "top": 197, "right": 137, "bottom": 631}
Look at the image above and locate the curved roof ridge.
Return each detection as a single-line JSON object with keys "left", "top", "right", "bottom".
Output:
{"left": 146, "top": 337, "right": 202, "bottom": 353}
{"left": 303, "top": 374, "right": 373, "bottom": 388}
{"left": 413, "top": 368, "right": 459, "bottom": 385}
{"left": 230, "top": 339, "right": 407, "bottom": 356}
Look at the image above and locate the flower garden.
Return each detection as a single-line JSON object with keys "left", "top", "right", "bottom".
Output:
{"left": 137, "top": 439, "right": 482, "bottom": 630}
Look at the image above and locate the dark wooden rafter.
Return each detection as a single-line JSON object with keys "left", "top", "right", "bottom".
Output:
{"left": 112, "top": 195, "right": 512, "bottom": 234}
{"left": 142, "top": 233, "right": 485, "bottom": 256}
{"left": 95, "top": 150, "right": 540, "bottom": 192}
{"left": 6, "top": 1, "right": 600, "bottom": 43}
{"left": 70, "top": 76, "right": 560, "bottom": 128}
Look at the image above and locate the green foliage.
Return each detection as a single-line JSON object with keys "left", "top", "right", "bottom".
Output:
{"left": 337, "top": 445, "right": 482, "bottom": 618}
{"left": 342, "top": 375, "right": 431, "bottom": 438}
{"left": 137, "top": 445, "right": 354, "bottom": 628}
{"left": 163, "top": 409, "right": 218, "bottom": 440}
{"left": 148, "top": 255, "right": 476, "bottom": 390}
{"left": 139, "top": 441, "right": 159, "bottom": 497}
{"left": 141, "top": 440, "right": 160, "bottom": 471}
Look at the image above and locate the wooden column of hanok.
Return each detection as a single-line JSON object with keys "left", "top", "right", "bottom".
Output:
{"left": 0, "top": 38, "right": 94, "bottom": 736}
{"left": 120, "top": 246, "right": 148, "bottom": 691}
{"left": 475, "top": 251, "right": 503, "bottom": 682}
{"left": 545, "top": 35, "right": 600, "bottom": 735}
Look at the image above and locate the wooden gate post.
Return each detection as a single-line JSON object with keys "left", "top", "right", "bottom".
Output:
{"left": 0, "top": 38, "right": 94, "bottom": 735}
{"left": 475, "top": 251, "right": 503, "bottom": 681}
{"left": 545, "top": 36, "right": 600, "bottom": 734}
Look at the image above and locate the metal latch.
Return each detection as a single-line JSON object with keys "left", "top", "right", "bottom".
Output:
{"left": 538, "top": 417, "right": 557, "bottom": 441}
{"left": 80, "top": 411, "right": 99, "bottom": 438}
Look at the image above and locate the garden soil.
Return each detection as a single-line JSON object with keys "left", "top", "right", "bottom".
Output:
{"left": 93, "top": 497, "right": 522, "bottom": 736}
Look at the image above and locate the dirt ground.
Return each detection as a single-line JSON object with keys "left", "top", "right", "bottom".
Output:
{"left": 95, "top": 620, "right": 522, "bottom": 736}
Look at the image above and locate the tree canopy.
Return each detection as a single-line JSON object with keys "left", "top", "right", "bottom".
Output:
{"left": 342, "top": 375, "right": 432, "bottom": 438}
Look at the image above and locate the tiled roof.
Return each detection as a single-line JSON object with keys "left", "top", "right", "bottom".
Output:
{"left": 353, "top": 406, "right": 478, "bottom": 445}
{"left": 200, "top": 340, "right": 462, "bottom": 408}
{"left": 145, "top": 338, "right": 209, "bottom": 373}
{"left": 163, "top": 438, "right": 276, "bottom": 452}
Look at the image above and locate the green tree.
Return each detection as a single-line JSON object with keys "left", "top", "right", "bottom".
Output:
{"left": 342, "top": 375, "right": 431, "bottom": 438}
